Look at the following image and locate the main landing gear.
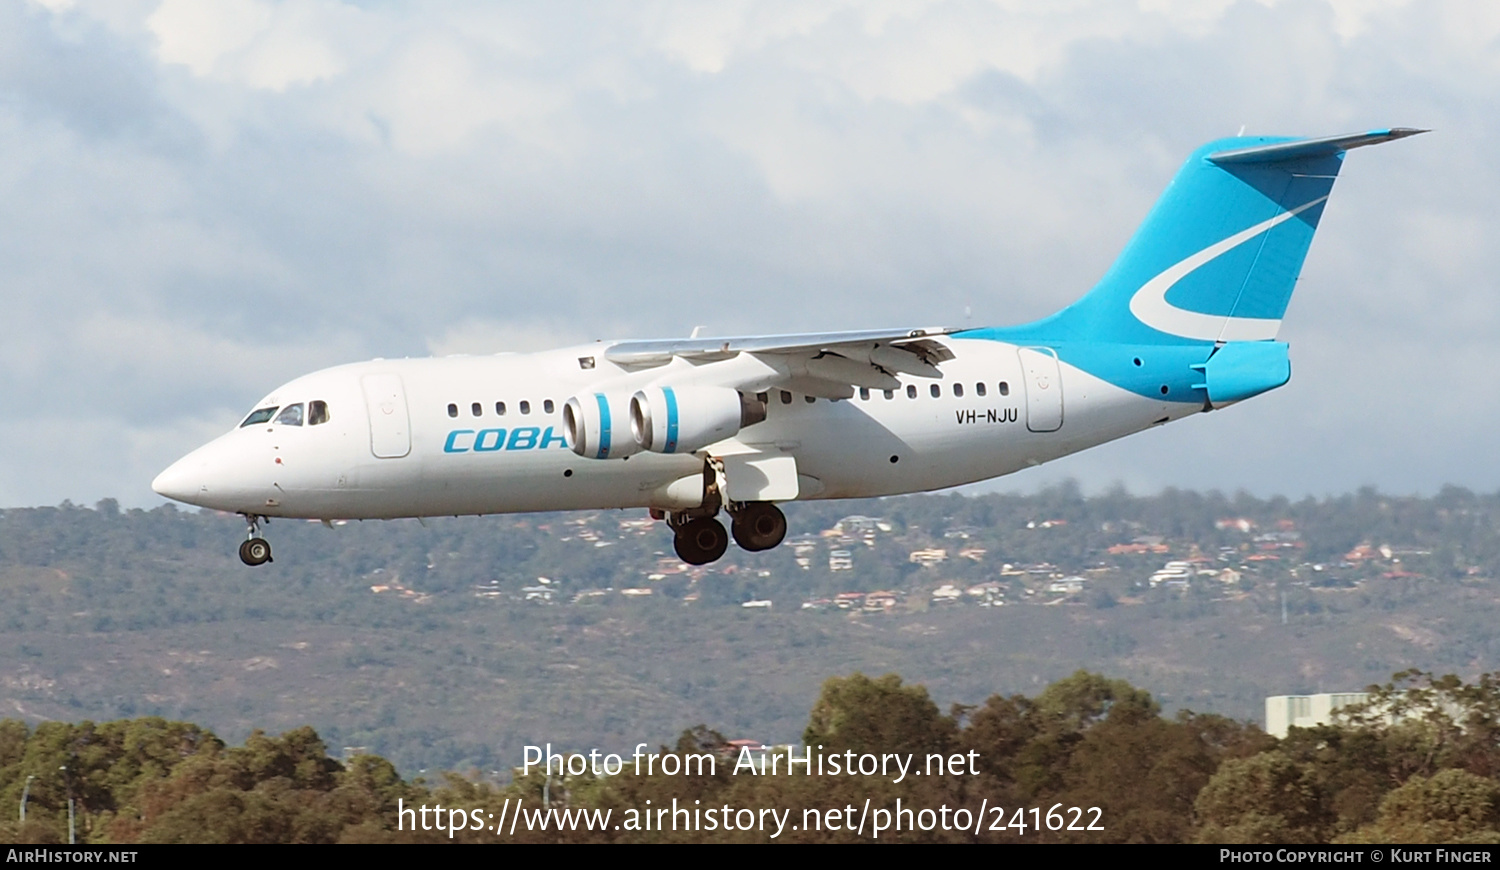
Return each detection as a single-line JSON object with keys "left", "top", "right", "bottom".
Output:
{"left": 238, "top": 515, "right": 272, "bottom": 566}
{"left": 660, "top": 457, "right": 791, "bottom": 564}
{"left": 731, "top": 501, "right": 787, "bottom": 552}
{"left": 666, "top": 501, "right": 787, "bottom": 566}
{"left": 672, "top": 516, "right": 729, "bottom": 565}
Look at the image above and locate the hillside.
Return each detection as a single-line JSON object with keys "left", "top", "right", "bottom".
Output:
{"left": 2, "top": 485, "right": 1497, "bottom": 774}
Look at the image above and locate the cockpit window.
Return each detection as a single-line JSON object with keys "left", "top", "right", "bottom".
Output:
{"left": 241, "top": 407, "right": 279, "bottom": 427}
{"left": 275, "top": 403, "right": 305, "bottom": 426}
{"left": 308, "top": 400, "right": 330, "bottom": 426}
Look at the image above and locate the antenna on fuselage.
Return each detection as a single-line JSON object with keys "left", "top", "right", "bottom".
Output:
{"left": 690, "top": 325, "right": 706, "bottom": 338}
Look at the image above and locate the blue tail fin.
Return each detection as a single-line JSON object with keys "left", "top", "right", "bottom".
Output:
{"left": 989, "top": 128, "right": 1425, "bottom": 346}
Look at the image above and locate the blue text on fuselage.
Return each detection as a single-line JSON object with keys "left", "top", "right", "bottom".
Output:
{"left": 443, "top": 427, "right": 569, "bottom": 453}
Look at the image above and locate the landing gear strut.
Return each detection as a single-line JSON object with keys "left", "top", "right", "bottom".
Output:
{"left": 730, "top": 502, "right": 787, "bottom": 552}
{"left": 238, "top": 515, "right": 272, "bottom": 566}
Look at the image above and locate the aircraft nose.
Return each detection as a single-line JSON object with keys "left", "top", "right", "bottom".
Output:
{"left": 152, "top": 456, "right": 205, "bottom": 503}
{"left": 152, "top": 432, "right": 275, "bottom": 512}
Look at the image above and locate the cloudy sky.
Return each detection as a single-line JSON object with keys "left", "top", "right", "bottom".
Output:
{"left": 0, "top": 0, "right": 1492, "bottom": 508}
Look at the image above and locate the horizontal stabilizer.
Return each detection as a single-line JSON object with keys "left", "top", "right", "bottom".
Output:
{"left": 1190, "top": 341, "right": 1291, "bottom": 407}
{"left": 1208, "top": 128, "right": 1427, "bottom": 165}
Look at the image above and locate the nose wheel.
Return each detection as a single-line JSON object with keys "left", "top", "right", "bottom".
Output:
{"left": 238, "top": 515, "right": 273, "bottom": 566}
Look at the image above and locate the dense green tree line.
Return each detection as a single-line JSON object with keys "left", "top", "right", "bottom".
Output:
{"left": 3, "top": 669, "right": 1498, "bottom": 843}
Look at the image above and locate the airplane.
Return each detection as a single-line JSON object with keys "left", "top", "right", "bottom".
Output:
{"left": 152, "top": 128, "right": 1424, "bottom": 567}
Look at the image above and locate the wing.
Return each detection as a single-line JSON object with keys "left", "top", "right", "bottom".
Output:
{"left": 602, "top": 327, "right": 959, "bottom": 398}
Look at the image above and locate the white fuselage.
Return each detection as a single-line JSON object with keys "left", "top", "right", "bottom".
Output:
{"left": 151, "top": 336, "right": 1198, "bottom": 520}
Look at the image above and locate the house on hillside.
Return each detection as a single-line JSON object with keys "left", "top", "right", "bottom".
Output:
{"left": 1047, "top": 576, "right": 1086, "bottom": 594}
{"left": 1216, "top": 517, "right": 1257, "bottom": 533}
{"left": 834, "top": 515, "right": 892, "bottom": 535}
{"left": 1148, "top": 561, "right": 1192, "bottom": 588}
{"left": 931, "top": 584, "right": 963, "bottom": 605}
{"left": 909, "top": 548, "right": 947, "bottom": 567}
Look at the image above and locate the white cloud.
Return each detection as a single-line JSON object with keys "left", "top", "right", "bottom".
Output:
{"left": 148, "top": 0, "right": 273, "bottom": 76}
{"left": 147, "top": 0, "right": 350, "bottom": 90}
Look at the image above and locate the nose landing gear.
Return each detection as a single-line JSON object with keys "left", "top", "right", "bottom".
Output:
{"left": 238, "top": 515, "right": 273, "bottom": 566}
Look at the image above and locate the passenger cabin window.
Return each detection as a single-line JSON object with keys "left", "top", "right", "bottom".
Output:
{"left": 930, "top": 384, "right": 940, "bottom": 398}
{"left": 241, "top": 407, "right": 279, "bottom": 427}
{"left": 906, "top": 385, "right": 917, "bottom": 399}
{"left": 544, "top": 399, "right": 555, "bottom": 414}
{"left": 998, "top": 381, "right": 1010, "bottom": 396}
{"left": 275, "top": 403, "right": 305, "bottom": 426}
{"left": 496, "top": 402, "right": 506, "bottom": 415}
{"left": 976, "top": 382, "right": 987, "bottom": 397}
{"left": 308, "top": 401, "right": 330, "bottom": 426}
{"left": 520, "top": 400, "right": 531, "bottom": 415}
{"left": 447, "top": 403, "right": 458, "bottom": 418}
{"left": 859, "top": 387, "right": 870, "bottom": 400}
{"left": 883, "top": 389, "right": 894, "bottom": 400}
{"left": 472, "top": 402, "right": 482, "bottom": 417}
{"left": 780, "top": 391, "right": 792, "bottom": 405}
{"left": 953, "top": 383, "right": 964, "bottom": 397}
{"left": 805, "top": 395, "right": 815, "bottom": 404}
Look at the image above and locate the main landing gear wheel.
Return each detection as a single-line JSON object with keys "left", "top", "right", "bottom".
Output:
{"left": 731, "top": 502, "right": 787, "bottom": 552}
{"left": 673, "top": 517, "right": 729, "bottom": 566}
{"left": 239, "top": 537, "right": 272, "bottom": 566}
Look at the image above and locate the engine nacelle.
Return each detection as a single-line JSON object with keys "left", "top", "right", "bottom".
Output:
{"left": 562, "top": 393, "right": 641, "bottom": 459}
{"left": 631, "top": 386, "right": 766, "bottom": 454}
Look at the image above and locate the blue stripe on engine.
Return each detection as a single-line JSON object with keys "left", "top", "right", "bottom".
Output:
{"left": 594, "top": 393, "right": 611, "bottom": 459}
{"left": 663, "top": 387, "right": 679, "bottom": 453}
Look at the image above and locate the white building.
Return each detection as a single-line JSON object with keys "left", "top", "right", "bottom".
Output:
{"left": 931, "top": 584, "right": 963, "bottom": 604}
{"left": 1047, "top": 576, "right": 1087, "bottom": 594}
{"left": 1149, "top": 560, "right": 1193, "bottom": 588}
{"left": 909, "top": 548, "right": 948, "bottom": 567}
{"left": 1265, "top": 693, "right": 1371, "bottom": 738}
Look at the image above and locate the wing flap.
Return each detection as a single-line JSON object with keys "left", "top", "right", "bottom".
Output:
{"left": 603, "top": 326, "right": 958, "bottom": 394}
{"left": 603, "top": 327, "right": 957, "bottom": 365}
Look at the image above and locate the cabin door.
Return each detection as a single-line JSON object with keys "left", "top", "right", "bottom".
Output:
{"left": 1017, "top": 347, "right": 1064, "bottom": 433}
{"left": 362, "top": 374, "right": 412, "bottom": 459}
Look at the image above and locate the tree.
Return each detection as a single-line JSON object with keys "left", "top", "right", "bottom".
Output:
{"left": 1340, "top": 670, "right": 1500, "bottom": 780}
{"left": 1195, "top": 750, "right": 1330, "bottom": 844}
{"left": 1339, "top": 768, "right": 1500, "bottom": 844}
{"left": 1033, "top": 670, "right": 1159, "bottom": 731}
{"left": 803, "top": 673, "right": 955, "bottom": 757}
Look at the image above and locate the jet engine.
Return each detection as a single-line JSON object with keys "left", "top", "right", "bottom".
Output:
{"left": 630, "top": 386, "right": 766, "bottom": 454}
{"left": 562, "top": 393, "right": 641, "bottom": 459}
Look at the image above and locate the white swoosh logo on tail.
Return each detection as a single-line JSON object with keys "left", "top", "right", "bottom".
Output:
{"left": 1128, "top": 196, "right": 1328, "bottom": 341}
